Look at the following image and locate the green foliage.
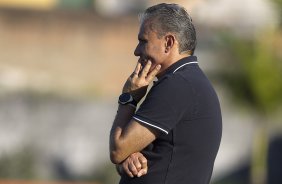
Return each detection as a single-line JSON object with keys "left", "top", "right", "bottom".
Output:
{"left": 272, "top": 0, "right": 282, "bottom": 25}
{"left": 217, "top": 31, "right": 282, "bottom": 114}
{"left": 273, "top": 0, "right": 282, "bottom": 8}
{"left": 251, "top": 34, "right": 282, "bottom": 113}
{"left": 0, "top": 147, "right": 38, "bottom": 179}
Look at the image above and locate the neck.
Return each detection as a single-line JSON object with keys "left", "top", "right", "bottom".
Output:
{"left": 156, "top": 53, "right": 191, "bottom": 78}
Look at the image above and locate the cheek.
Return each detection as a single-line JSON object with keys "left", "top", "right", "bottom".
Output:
{"left": 151, "top": 44, "right": 162, "bottom": 52}
{"left": 146, "top": 46, "right": 159, "bottom": 58}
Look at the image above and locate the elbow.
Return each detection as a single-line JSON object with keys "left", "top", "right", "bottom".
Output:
{"left": 110, "top": 133, "right": 129, "bottom": 164}
{"left": 110, "top": 150, "right": 125, "bottom": 164}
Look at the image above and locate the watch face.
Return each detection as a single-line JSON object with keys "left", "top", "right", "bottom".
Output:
{"left": 119, "top": 93, "right": 133, "bottom": 104}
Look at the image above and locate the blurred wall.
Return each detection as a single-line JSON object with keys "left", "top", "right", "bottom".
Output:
{"left": 0, "top": 9, "right": 139, "bottom": 98}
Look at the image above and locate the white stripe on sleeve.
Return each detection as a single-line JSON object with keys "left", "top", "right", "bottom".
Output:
{"left": 133, "top": 116, "right": 169, "bottom": 134}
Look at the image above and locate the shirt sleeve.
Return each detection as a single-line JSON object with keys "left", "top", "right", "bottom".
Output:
{"left": 133, "top": 75, "right": 194, "bottom": 135}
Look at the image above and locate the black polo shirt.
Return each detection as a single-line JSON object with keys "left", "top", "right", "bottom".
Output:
{"left": 119, "top": 56, "right": 222, "bottom": 184}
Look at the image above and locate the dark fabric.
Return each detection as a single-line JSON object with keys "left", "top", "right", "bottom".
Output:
{"left": 120, "top": 56, "right": 222, "bottom": 184}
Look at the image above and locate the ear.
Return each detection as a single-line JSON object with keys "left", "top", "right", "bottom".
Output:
{"left": 164, "top": 34, "right": 175, "bottom": 53}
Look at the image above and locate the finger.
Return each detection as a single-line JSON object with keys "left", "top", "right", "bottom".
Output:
{"left": 139, "top": 156, "right": 147, "bottom": 169}
{"left": 133, "top": 157, "right": 142, "bottom": 171}
{"left": 137, "top": 168, "right": 148, "bottom": 177}
{"left": 129, "top": 162, "right": 138, "bottom": 176}
{"left": 146, "top": 64, "right": 161, "bottom": 82}
{"left": 133, "top": 62, "right": 142, "bottom": 76}
{"left": 123, "top": 163, "right": 134, "bottom": 178}
{"left": 140, "top": 60, "right": 152, "bottom": 78}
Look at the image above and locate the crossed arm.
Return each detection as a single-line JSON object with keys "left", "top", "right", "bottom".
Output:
{"left": 110, "top": 61, "right": 161, "bottom": 177}
{"left": 109, "top": 104, "right": 157, "bottom": 164}
{"left": 110, "top": 107, "right": 155, "bottom": 177}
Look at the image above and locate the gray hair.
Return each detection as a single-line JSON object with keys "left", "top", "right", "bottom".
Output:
{"left": 139, "top": 3, "right": 197, "bottom": 54}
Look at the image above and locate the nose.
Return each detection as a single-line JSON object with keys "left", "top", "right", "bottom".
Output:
{"left": 134, "top": 43, "right": 141, "bottom": 56}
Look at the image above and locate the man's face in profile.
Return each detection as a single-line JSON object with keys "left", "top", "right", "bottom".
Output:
{"left": 134, "top": 21, "right": 167, "bottom": 73}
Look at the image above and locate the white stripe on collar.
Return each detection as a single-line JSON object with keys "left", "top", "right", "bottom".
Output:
{"left": 173, "top": 61, "right": 198, "bottom": 73}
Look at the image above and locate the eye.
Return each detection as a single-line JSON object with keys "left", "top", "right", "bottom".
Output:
{"left": 138, "top": 38, "right": 147, "bottom": 44}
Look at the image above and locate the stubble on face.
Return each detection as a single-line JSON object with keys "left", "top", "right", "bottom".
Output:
{"left": 137, "top": 22, "right": 166, "bottom": 74}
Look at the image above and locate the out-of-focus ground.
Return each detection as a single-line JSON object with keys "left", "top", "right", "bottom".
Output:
{"left": 0, "top": 0, "right": 281, "bottom": 184}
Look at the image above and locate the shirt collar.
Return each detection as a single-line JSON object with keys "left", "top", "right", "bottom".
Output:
{"left": 156, "top": 55, "right": 198, "bottom": 81}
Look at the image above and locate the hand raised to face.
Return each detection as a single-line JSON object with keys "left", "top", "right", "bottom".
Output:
{"left": 122, "top": 61, "right": 161, "bottom": 102}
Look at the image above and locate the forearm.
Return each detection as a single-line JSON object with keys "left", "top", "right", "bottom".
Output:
{"left": 110, "top": 104, "right": 136, "bottom": 163}
{"left": 113, "top": 105, "right": 136, "bottom": 129}
{"left": 110, "top": 61, "right": 160, "bottom": 164}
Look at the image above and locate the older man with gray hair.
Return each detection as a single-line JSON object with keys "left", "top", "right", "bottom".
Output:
{"left": 110, "top": 3, "right": 222, "bottom": 184}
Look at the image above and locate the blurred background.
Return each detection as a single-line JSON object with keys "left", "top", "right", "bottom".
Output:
{"left": 0, "top": 0, "right": 281, "bottom": 184}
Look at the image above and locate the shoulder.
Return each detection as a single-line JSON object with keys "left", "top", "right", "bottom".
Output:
{"left": 152, "top": 72, "right": 193, "bottom": 94}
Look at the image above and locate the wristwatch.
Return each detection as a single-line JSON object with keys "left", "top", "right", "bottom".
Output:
{"left": 118, "top": 93, "right": 137, "bottom": 107}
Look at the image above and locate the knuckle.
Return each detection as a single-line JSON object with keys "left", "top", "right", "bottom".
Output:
{"left": 143, "top": 69, "right": 149, "bottom": 73}
{"left": 131, "top": 169, "right": 137, "bottom": 175}
{"left": 142, "top": 157, "right": 146, "bottom": 160}
{"left": 142, "top": 159, "right": 147, "bottom": 164}
{"left": 137, "top": 165, "right": 142, "bottom": 170}
{"left": 136, "top": 82, "right": 142, "bottom": 88}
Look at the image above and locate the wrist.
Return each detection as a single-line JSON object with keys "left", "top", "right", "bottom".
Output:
{"left": 118, "top": 93, "right": 138, "bottom": 108}
{"left": 129, "top": 87, "right": 148, "bottom": 103}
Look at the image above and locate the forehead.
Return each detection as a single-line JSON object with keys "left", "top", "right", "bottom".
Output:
{"left": 138, "top": 21, "right": 157, "bottom": 39}
{"left": 138, "top": 22, "right": 149, "bottom": 37}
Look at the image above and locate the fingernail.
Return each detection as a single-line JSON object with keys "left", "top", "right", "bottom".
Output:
{"left": 157, "top": 65, "right": 161, "bottom": 69}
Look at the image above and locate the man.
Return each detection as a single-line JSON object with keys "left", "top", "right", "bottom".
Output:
{"left": 110, "top": 3, "right": 222, "bottom": 184}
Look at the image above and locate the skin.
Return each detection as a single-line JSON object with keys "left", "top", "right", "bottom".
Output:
{"left": 110, "top": 61, "right": 160, "bottom": 164}
{"left": 134, "top": 21, "right": 191, "bottom": 78}
{"left": 110, "top": 19, "right": 191, "bottom": 178}
{"left": 116, "top": 152, "right": 148, "bottom": 177}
